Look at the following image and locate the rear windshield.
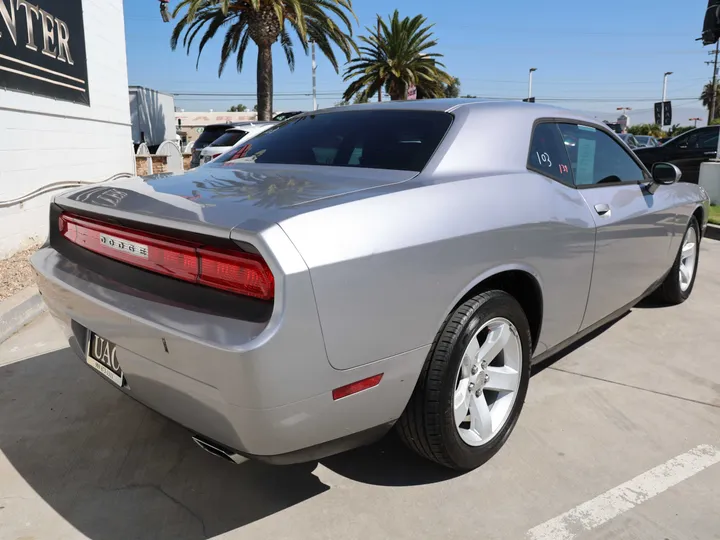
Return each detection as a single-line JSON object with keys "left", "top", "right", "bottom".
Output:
{"left": 213, "top": 110, "right": 453, "bottom": 172}
{"left": 195, "top": 125, "right": 233, "bottom": 146}
{"left": 209, "top": 130, "right": 248, "bottom": 147}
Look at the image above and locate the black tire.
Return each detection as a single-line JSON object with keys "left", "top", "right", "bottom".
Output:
{"left": 397, "top": 290, "right": 532, "bottom": 471}
{"left": 653, "top": 217, "right": 700, "bottom": 305}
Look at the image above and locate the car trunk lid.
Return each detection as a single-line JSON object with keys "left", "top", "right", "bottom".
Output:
{"left": 55, "top": 164, "right": 418, "bottom": 234}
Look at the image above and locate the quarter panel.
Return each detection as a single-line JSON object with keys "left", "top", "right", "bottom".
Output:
{"left": 280, "top": 173, "right": 597, "bottom": 370}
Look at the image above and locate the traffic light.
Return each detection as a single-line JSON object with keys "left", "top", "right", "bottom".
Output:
{"left": 702, "top": 0, "right": 720, "bottom": 45}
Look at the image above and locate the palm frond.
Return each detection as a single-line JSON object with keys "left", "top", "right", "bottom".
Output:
{"left": 343, "top": 9, "right": 452, "bottom": 101}
{"left": 280, "top": 28, "right": 296, "bottom": 71}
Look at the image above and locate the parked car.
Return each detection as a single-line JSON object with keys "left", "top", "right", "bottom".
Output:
{"left": 199, "top": 123, "right": 276, "bottom": 165}
{"left": 634, "top": 135, "right": 661, "bottom": 148}
{"left": 634, "top": 126, "right": 719, "bottom": 184}
{"left": 619, "top": 133, "right": 642, "bottom": 149}
{"left": 189, "top": 122, "right": 249, "bottom": 169}
{"left": 32, "top": 101, "right": 709, "bottom": 471}
{"left": 272, "top": 111, "right": 304, "bottom": 122}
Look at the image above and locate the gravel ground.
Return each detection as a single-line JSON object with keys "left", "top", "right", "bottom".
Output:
{"left": 0, "top": 245, "right": 40, "bottom": 302}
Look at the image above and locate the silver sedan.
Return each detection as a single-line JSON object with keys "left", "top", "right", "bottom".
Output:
{"left": 32, "top": 100, "right": 710, "bottom": 470}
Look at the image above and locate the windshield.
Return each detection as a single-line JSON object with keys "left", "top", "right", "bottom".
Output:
{"left": 214, "top": 110, "right": 453, "bottom": 172}
{"left": 208, "top": 130, "right": 248, "bottom": 147}
{"left": 635, "top": 136, "right": 650, "bottom": 144}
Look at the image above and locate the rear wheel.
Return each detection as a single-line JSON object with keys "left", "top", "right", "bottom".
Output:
{"left": 653, "top": 217, "right": 700, "bottom": 305}
{"left": 397, "top": 290, "right": 531, "bottom": 471}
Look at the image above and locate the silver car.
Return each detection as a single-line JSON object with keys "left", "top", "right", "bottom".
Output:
{"left": 32, "top": 100, "right": 710, "bottom": 471}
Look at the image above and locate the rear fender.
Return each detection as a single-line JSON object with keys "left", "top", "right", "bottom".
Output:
{"left": 436, "top": 263, "right": 545, "bottom": 352}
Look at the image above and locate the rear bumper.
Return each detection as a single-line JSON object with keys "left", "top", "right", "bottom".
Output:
{"left": 31, "top": 244, "right": 427, "bottom": 461}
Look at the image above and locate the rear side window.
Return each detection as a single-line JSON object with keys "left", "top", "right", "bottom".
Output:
{"left": 209, "top": 131, "right": 248, "bottom": 147}
{"left": 693, "top": 129, "right": 719, "bottom": 149}
{"left": 557, "top": 124, "right": 646, "bottom": 186}
{"left": 527, "top": 123, "right": 573, "bottom": 186}
{"left": 214, "top": 110, "right": 453, "bottom": 172}
{"left": 196, "top": 126, "right": 232, "bottom": 146}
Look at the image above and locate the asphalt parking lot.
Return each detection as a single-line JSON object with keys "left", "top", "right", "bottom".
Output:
{"left": 1, "top": 240, "right": 719, "bottom": 540}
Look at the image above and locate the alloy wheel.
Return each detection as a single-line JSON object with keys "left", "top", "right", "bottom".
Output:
{"left": 679, "top": 226, "right": 698, "bottom": 292}
{"left": 453, "top": 317, "right": 522, "bottom": 447}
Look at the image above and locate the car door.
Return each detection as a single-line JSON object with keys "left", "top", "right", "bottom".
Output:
{"left": 663, "top": 127, "right": 719, "bottom": 184}
{"left": 526, "top": 122, "right": 597, "bottom": 349}
{"left": 556, "top": 123, "right": 675, "bottom": 329}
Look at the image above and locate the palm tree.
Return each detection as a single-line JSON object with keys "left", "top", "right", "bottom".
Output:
{"left": 443, "top": 77, "right": 461, "bottom": 98}
{"left": 342, "top": 10, "right": 453, "bottom": 102}
{"left": 700, "top": 82, "right": 720, "bottom": 121}
{"left": 171, "top": 0, "right": 358, "bottom": 120}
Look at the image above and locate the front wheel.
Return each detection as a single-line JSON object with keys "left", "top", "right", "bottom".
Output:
{"left": 653, "top": 217, "right": 700, "bottom": 305}
{"left": 397, "top": 290, "right": 531, "bottom": 471}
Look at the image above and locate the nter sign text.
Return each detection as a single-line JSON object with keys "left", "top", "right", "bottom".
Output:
{"left": 0, "top": 0, "right": 89, "bottom": 104}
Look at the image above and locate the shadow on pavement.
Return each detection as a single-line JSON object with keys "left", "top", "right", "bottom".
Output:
{"left": 531, "top": 310, "right": 631, "bottom": 376}
{"left": 0, "top": 348, "right": 328, "bottom": 540}
{"left": 321, "top": 430, "right": 460, "bottom": 486}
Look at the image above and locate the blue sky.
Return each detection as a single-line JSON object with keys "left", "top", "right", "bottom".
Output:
{"left": 123, "top": 0, "right": 712, "bottom": 126}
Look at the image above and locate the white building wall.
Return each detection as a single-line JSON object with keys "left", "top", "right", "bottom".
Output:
{"left": 129, "top": 86, "right": 177, "bottom": 146}
{"left": 0, "top": 0, "right": 132, "bottom": 258}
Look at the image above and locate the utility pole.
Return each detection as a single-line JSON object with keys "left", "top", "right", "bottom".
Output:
{"left": 311, "top": 40, "right": 317, "bottom": 111}
{"left": 706, "top": 41, "right": 719, "bottom": 123}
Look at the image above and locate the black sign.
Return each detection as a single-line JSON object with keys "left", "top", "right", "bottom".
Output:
{"left": 654, "top": 101, "right": 672, "bottom": 126}
{"left": 703, "top": 0, "right": 720, "bottom": 45}
{"left": 654, "top": 102, "right": 663, "bottom": 125}
{"left": 0, "top": 0, "right": 89, "bottom": 105}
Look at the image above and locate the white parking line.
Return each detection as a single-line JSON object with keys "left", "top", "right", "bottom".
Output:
{"left": 526, "top": 444, "right": 720, "bottom": 540}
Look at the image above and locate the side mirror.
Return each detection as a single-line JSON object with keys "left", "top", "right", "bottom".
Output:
{"left": 646, "top": 163, "right": 682, "bottom": 194}
{"left": 652, "top": 162, "right": 682, "bottom": 185}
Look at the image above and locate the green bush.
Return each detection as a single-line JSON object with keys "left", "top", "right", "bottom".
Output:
{"left": 627, "top": 124, "right": 664, "bottom": 137}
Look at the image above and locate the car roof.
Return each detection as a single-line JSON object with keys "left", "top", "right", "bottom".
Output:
{"left": 227, "top": 122, "right": 275, "bottom": 132}
{"left": 320, "top": 98, "right": 596, "bottom": 123}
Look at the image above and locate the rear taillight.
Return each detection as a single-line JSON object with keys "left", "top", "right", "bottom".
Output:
{"left": 58, "top": 213, "right": 274, "bottom": 300}
{"left": 198, "top": 247, "right": 274, "bottom": 299}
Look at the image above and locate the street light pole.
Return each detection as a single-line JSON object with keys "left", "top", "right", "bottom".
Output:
{"left": 690, "top": 117, "right": 702, "bottom": 127}
{"left": 661, "top": 71, "right": 672, "bottom": 128}
{"left": 711, "top": 42, "right": 719, "bottom": 123}
{"left": 528, "top": 68, "right": 537, "bottom": 99}
{"left": 311, "top": 40, "right": 317, "bottom": 111}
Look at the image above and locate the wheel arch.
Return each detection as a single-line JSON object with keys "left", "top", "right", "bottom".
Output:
{"left": 442, "top": 265, "right": 544, "bottom": 354}
{"left": 692, "top": 205, "right": 705, "bottom": 233}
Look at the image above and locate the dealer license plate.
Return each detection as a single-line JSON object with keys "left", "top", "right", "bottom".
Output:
{"left": 86, "top": 332, "right": 124, "bottom": 387}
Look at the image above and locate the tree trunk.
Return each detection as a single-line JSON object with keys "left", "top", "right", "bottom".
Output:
{"left": 388, "top": 81, "right": 404, "bottom": 101}
{"left": 257, "top": 44, "right": 273, "bottom": 121}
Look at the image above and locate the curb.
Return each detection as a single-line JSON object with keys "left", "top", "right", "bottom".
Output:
{"left": 705, "top": 224, "right": 720, "bottom": 242}
{"left": 0, "top": 287, "right": 47, "bottom": 345}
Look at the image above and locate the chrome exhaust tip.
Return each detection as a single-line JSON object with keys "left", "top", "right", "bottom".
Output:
{"left": 192, "top": 436, "right": 247, "bottom": 465}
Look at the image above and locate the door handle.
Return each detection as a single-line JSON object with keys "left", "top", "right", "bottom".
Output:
{"left": 594, "top": 203, "right": 611, "bottom": 217}
{"left": 704, "top": 151, "right": 716, "bottom": 156}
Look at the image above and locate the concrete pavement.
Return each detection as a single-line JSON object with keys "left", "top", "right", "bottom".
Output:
{"left": 0, "top": 241, "right": 719, "bottom": 540}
